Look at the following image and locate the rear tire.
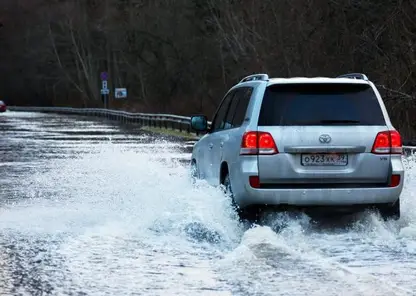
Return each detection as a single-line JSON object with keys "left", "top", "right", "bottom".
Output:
{"left": 377, "top": 199, "right": 400, "bottom": 221}
{"left": 190, "top": 161, "right": 198, "bottom": 184}
{"left": 222, "top": 174, "right": 259, "bottom": 222}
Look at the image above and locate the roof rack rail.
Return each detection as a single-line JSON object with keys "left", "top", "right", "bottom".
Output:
{"left": 239, "top": 73, "right": 269, "bottom": 83}
{"left": 337, "top": 73, "right": 369, "bottom": 81}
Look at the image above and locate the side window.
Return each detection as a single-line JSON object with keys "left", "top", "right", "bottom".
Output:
{"left": 211, "top": 91, "right": 234, "bottom": 132}
{"left": 223, "top": 90, "right": 241, "bottom": 130}
{"left": 232, "top": 87, "right": 253, "bottom": 126}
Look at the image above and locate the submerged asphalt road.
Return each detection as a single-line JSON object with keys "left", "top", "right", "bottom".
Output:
{"left": 1, "top": 111, "right": 416, "bottom": 296}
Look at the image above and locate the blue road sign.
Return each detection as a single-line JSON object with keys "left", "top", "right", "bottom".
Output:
{"left": 114, "top": 88, "right": 127, "bottom": 99}
{"left": 100, "top": 72, "right": 108, "bottom": 81}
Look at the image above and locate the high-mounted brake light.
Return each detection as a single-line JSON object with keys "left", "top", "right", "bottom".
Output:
{"left": 371, "top": 130, "right": 402, "bottom": 154}
{"left": 240, "top": 131, "right": 278, "bottom": 155}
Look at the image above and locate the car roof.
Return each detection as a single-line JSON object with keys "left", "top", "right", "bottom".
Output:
{"left": 267, "top": 77, "right": 370, "bottom": 86}
{"left": 235, "top": 73, "right": 372, "bottom": 88}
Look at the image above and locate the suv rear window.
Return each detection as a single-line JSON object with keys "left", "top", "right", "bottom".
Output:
{"left": 258, "top": 83, "right": 386, "bottom": 126}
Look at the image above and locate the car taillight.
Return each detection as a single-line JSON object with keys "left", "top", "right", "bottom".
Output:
{"left": 371, "top": 130, "right": 402, "bottom": 154}
{"left": 240, "top": 131, "right": 278, "bottom": 155}
{"left": 389, "top": 174, "right": 401, "bottom": 187}
{"left": 249, "top": 176, "right": 260, "bottom": 188}
{"left": 390, "top": 131, "right": 403, "bottom": 154}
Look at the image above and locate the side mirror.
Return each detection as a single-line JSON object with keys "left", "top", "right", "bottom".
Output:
{"left": 190, "top": 115, "right": 208, "bottom": 132}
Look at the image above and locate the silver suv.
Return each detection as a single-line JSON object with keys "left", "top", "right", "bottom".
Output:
{"left": 190, "top": 73, "right": 404, "bottom": 221}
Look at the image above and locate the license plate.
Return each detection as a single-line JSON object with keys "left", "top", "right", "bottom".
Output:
{"left": 301, "top": 153, "right": 348, "bottom": 166}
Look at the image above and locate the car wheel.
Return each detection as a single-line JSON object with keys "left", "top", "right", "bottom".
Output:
{"left": 223, "top": 173, "right": 258, "bottom": 222}
{"left": 190, "top": 161, "right": 199, "bottom": 184}
{"left": 223, "top": 174, "right": 237, "bottom": 209}
{"left": 377, "top": 199, "right": 400, "bottom": 221}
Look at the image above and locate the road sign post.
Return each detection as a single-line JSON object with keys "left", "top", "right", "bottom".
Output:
{"left": 100, "top": 72, "right": 109, "bottom": 109}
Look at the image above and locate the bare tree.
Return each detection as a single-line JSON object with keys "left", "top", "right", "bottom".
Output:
{"left": 1, "top": 0, "right": 416, "bottom": 140}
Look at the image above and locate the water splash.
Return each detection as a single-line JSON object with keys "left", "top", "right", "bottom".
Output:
{"left": 2, "top": 112, "right": 416, "bottom": 295}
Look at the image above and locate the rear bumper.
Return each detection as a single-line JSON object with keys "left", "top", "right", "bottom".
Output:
{"left": 236, "top": 185, "right": 403, "bottom": 208}
{"left": 230, "top": 156, "right": 404, "bottom": 208}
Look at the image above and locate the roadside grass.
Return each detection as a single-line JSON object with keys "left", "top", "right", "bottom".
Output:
{"left": 141, "top": 126, "right": 200, "bottom": 141}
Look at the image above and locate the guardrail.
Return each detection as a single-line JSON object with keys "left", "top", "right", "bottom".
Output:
{"left": 6, "top": 106, "right": 416, "bottom": 155}
{"left": 7, "top": 106, "right": 211, "bottom": 137}
{"left": 403, "top": 146, "right": 416, "bottom": 156}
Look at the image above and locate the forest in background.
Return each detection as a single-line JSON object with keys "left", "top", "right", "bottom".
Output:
{"left": 1, "top": 0, "right": 416, "bottom": 141}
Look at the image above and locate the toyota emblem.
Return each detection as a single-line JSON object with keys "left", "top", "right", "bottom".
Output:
{"left": 319, "top": 134, "right": 331, "bottom": 144}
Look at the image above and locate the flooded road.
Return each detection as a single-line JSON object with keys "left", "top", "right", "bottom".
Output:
{"left": 1, "top": 111, "right": 416, "bottom": 296}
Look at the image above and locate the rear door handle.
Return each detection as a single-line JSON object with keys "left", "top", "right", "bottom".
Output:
{"left": 220, "top": 142, "right": 224, "bottom": 148}
{"left": 208, "top": 143, "right": 214, "bottom": 149}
